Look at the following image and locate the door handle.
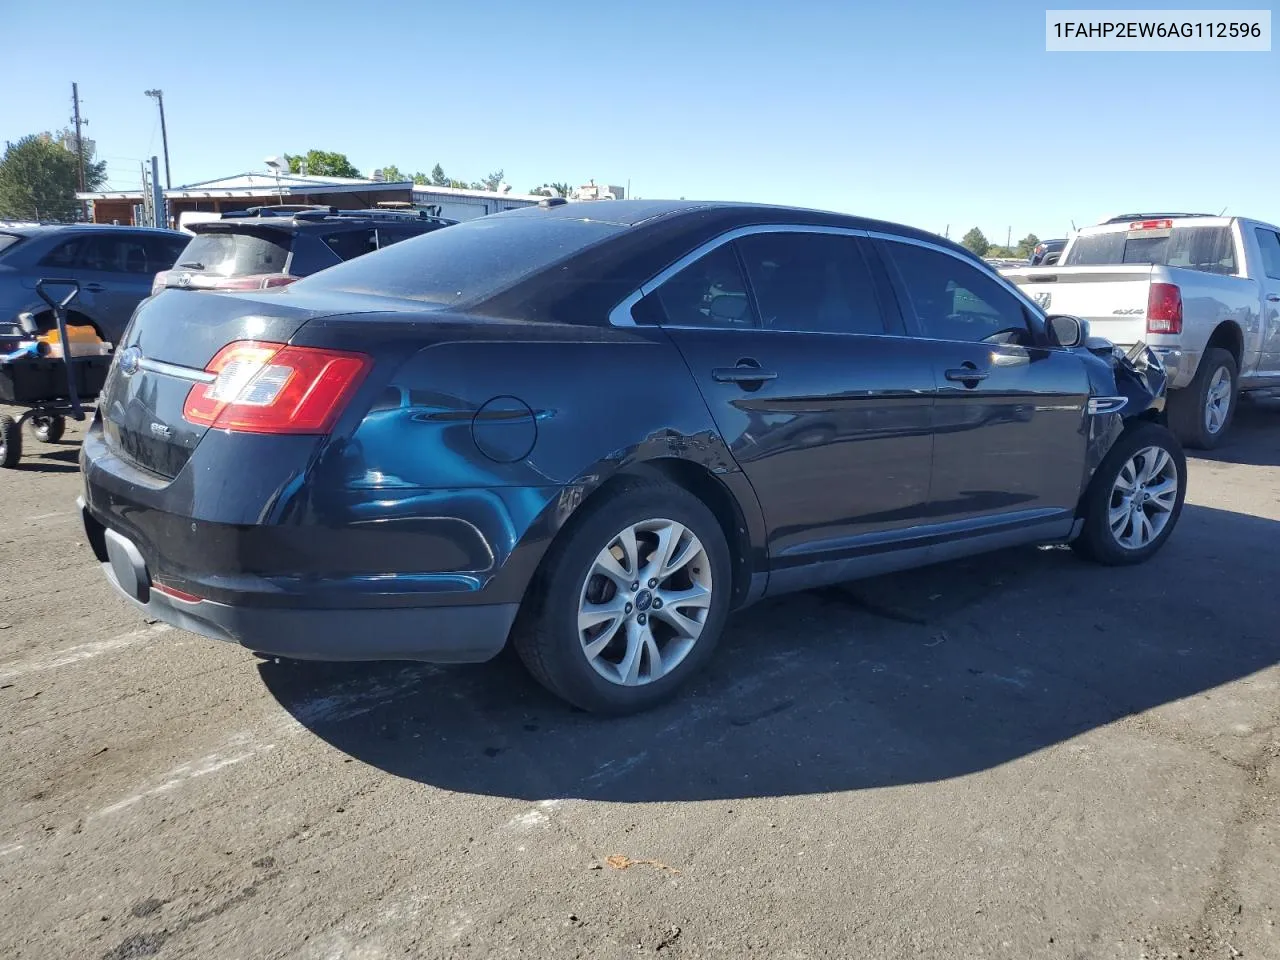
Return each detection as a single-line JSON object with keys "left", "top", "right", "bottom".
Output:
{"left": 83, "top": 283, "right": 106, "bottom": 293}
{"left": 944, "top": 364, "right": 989, "bottom": 385}
{"left": 712, "top": 364, "right": 777, "bottom": 385}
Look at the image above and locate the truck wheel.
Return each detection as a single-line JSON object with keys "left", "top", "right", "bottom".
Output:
{"left": 0, "top": 415, "right": 22, "bottom": 468}
{"left": 1072, "top": 422, "right": 1186, "bottom": 566}
{"left": 31, "top": 414, "right": 66, "bottom": 444}
{"left": 1167, "top": 347, "right": 1237, "bottom": 449}
{"left": 513, "top": 478, "right": 732, "bottom": 715}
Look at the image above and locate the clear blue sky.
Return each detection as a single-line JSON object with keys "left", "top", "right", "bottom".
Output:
{"left": 4, "top": 0, "right": 1277, "bottom": 242}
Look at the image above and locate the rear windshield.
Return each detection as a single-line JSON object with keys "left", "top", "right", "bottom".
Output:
{"left": 178, "top": 228, "right": 292, "bottom": 277}
{"left": 1064, "top": 225, "right": 1238, "bottom": 275}
{"left": 0, "top": 233, "right": 23, "bottom": 257}
{"left": 294, "top": 214, "right": 626, "bottom": 306}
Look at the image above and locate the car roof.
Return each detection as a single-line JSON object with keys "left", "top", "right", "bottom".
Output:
{"left": 0, "top": 222, "right": 184, "bottom": 237}
{"left": 190, "top": 213, "right": 445, "bottom": 233}
{"left": 495, "top": 198, "right": 979, "bottom": 260}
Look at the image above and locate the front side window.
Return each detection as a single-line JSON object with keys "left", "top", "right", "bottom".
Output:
{"left": 885, "top": 241, "right": 1032, "bottom": 345}
{"left": 653, "top": 243, "right": 757, "bottom": 328}
{"left": 736, "top": 231, "right": 886, "bottom": 335}
{"left": 1254, "top": 228, "right": 1280, "bottom": 281}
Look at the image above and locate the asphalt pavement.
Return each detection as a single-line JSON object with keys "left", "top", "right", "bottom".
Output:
{"left": 2, "top": 404, "right": 1278, "bottom": 960}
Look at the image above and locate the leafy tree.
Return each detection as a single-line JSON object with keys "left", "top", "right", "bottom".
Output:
{"left": 0, "top": 133, "right": 103, "bottom": 222}
{"left": 449, "top": 179, "right": 470, "bottom": 189}
{"left": 1014, "top": 233, "right": 1040, "bottom": 259}
{"left": 378, "top": 164, "right": 405, "bottom": 183}
{"left": 430, "top": 164, "right": 448, "bottom": 187}
{"left": 986, "top": 245, "right": 1016, "bottom": 258}
{"left": 549, "top": 181, "right": 572, "bottom": 199}
{"left": 529, "top": 185, "right": 554, "bottom": 196}
{"left": 284, "top": 150, "right": 361, "bottom": 178}
{"left": 961, "top": 227, "right": 990, "bottom": 257}
{"left": 482, "top": 169, "right": 504, "bottom": 191}
{"left": 412, "top": 171, "right": 430, "bottom": 185}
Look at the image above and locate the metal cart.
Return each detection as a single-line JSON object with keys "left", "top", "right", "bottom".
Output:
{"left": 0, "top": 280, "right": 111, "bottom": 469}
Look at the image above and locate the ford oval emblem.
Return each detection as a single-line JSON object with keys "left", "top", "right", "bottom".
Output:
{"left": 118, "top": 345, "right": 143, "bottom": 377}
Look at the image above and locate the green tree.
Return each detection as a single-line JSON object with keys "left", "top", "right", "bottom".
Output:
{"left": 284, "top": 150, "right": 361, "bottom": 178}
{"left": 482, "top": 169, "right": 504, "bottom": 191}
{"left": 378, "top": 164, "right": 405, "bottom": 183}
{"left": 1014, "top": 233, "right": 1040, "bottom": 259}
{"left": 430, "top": 164, "right": 448, "bottom": 186}
{"left": 0, "top": 133, "right": 102, "bottom": 221}
{"left": 986, "top": 245, "right": 1016, "bottom": 258}
{"left": 549, "top": 181, "right": 572, "bottom": 199}
{"left": 412, "top": 171, "right": 430, "bottom": 185}
{"left": 961, "top": 227, "right": 990, "bottom": 257}
{"left": 449, "top": 179, "right": 470, "bottom": 189}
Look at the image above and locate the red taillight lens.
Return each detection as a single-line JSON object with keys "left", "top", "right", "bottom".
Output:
{"left": 1147, "top": 282, "right": 1183, "bottom": 334}
{"left": 183, "top": 340, "right": 372, "bottom": 434}
{"left": 1130, "top": 219, "right": 1173, "bottom": 231}
{"left": 207, "top": 274, "right": 299, "bottom": 290}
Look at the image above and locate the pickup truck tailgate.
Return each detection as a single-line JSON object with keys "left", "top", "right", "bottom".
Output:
{"left": 1004, "top": 265, "right": 1156, "bottom": 345}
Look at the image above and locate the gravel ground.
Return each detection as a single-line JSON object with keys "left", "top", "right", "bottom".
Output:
{"left": 1, "top": 404, "right": 1278, "bottom": 960}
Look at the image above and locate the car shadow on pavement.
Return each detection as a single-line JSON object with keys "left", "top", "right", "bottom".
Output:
{"left": 258, "top": 503, "right": 1280, "bottom": 803}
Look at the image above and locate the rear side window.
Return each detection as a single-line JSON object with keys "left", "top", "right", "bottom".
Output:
{"left": 736, "top": 232, "right": 886, "bottom": 335}
{"left": 146, "top": 235, "right": 188, "bottom": 270}
{"left": 1254, "top": 228, "right": 1280, "bottom": 280}
{"left": 1065, "top": 225, "right": 1238, "bottom": 275}
{"left": 40, "top": 237, "right": 87, "bottom": 269}
{"left": 653, "top": 244, "right": 757, "bottom": 328}
{"left": 298, "top": 215, "right": 625, "bottom": 306}
{"left": 179, "top": 229, "right": 292, "bottom": 277}
{"left": 322, "top": 228, "right": 378, "bottom": 261}
{"left": 0, "top": 233, "right": 22, "bottom": 257}
{"left": 885, "top": 240, "right": 1032, "bottom": 345}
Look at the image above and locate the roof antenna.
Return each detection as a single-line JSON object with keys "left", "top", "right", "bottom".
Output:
{"left": 1070, "top": 219, "right": 1077, "bottom": 232}
{"left": 1218, "top": 206, "right": 1228, "bottom": 216}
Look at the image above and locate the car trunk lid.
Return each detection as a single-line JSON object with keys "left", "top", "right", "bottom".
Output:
{"left": 98, "top": 288, "right": 391, "bottom": 479}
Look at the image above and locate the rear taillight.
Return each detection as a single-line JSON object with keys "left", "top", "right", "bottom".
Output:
{"left": 1130, "top": 219, "right": 1174, "bottom": 231}
{"left": 1147, "top": 282, "right": 1183, "bottom": 334}
{"left": 154, "top": 272, "right": 298, "bottom": 294}
{"left": 183, "top": 340, "right": 372, "bottom": 434}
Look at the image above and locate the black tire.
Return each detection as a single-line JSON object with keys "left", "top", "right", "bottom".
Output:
{"left": 0, "top": 415, "right": 21, "bottom": 468}
{"left": 31, "top": 414, "right": 66, "bottom": 444}
{"left": 1072, "top": 422, "right": 1186, "bottom": 566}
{"left": 1166, "top": 347, "right": 1237, "bottom": 450}
{"left": 513, "top": 478, "right": 733, "bottom": 715}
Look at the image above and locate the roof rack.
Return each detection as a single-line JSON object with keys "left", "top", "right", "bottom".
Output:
{"left": 291, "top": 208, "right": 457, "bottom": 224}
{"left": 223, "top": 205, "right": 334, "bottom": 219}
{"left": 1100, "top": 212, "right": 1217, "bottom": 224}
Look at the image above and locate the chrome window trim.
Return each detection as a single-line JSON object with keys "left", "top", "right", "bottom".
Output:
{"left": 868, "top": 230, "right": 1050, "bottom": 321}
{"left": 607, "top": 223, "right": 870, "bottom": 328}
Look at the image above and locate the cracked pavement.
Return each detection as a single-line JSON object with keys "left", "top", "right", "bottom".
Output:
{"left": 1, "top": 402, "right": 1278, "bottom": 959}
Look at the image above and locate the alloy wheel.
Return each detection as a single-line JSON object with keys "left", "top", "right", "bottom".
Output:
{"left": 577, "top": 518, "right": 713, "bottom": 686}
{"left": 1204, "top": 365, "right": 1233, "bottom": 435}
{"left": 1107, "top": 445, "right": 1179, "bottom": 550}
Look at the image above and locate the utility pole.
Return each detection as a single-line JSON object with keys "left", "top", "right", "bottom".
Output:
{"left": 150, "top": 157, "right": 164, "bottom": 228}
{"left": 71, "top": 82, "right": 87, "bottom": 220}
{"left": 144, "top": 89, "right": 171, "bottom": 189}
{"left": 1007, "top": 225, "right": 1012, "bottom": 250}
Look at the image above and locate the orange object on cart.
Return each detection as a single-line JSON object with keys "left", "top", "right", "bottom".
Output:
{"left": 38, "top": 324, "right": 110, "bottom": 358}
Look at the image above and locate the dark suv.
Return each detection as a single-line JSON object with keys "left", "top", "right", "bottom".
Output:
{"left": 0, "top": 223, "right": 188, "bottom": 344}
{"left": 154, "top": 207, "right": 455, "bottom": 293}
{"left": 80, "top": 200, "right": 1185, "bottom": 715}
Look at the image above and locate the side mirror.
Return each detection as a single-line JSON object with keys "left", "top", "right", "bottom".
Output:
{"left": 1046, "top": 314, "right": 1088, "bottom": 348}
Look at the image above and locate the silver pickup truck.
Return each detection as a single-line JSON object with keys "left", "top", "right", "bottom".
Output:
{"left": 1002, "top": 214, "right": 1280, "bottom": 448}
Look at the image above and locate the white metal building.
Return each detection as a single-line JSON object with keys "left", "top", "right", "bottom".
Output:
{"left": 409, "top": 185, "right": 545, "bottom": 221}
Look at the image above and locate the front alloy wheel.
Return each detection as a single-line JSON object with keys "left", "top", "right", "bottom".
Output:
{"left": 1107, "top": 445, "right": 1179, "bottom": 550}
{"left": 578, "top": 519, "right": 713, "bottom": 686}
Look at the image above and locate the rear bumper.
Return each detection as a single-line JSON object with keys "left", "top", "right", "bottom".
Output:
{"left": 83, "top": 498, "right": 518, "bottom": 662}
{"left": 1148, "top": 345, "right": 1198, "bottom": 390}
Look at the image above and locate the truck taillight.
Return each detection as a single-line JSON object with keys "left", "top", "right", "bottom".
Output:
{"left": 1130, "top": 219, "right": 1173, "bottom": 231}
{"left": 183, "top": 340, "right": 372, "bottom": 434}
{"left": 1147, "top": 283, "right": 1183, "bottom": 334}
{"left": 154, "top": 272, "right": 298, "bottom": 294}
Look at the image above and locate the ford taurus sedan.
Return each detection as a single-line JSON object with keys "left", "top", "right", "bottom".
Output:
{"left": 79, "top": 199, "right": 1186, "bottom": 714}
